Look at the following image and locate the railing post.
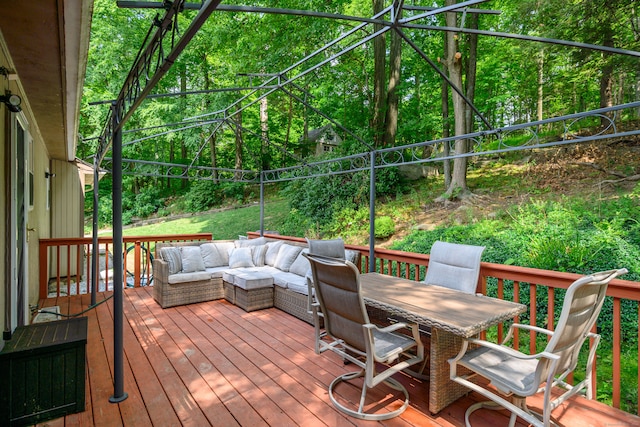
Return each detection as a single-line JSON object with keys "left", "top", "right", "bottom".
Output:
{"left": 134, "top": 241, "right": 141, "bottom": 287}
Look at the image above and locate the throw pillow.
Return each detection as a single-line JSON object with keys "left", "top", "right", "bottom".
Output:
{"left": 264, "top": 241, "right": 284, "bottom": 266}
{"left": 274, "top": 244, "right": 303, "bottom": 272}
{"left": 235, "top": 236, "right": 268, "bottom": 248}
{"left": 345, "top": 249, "right": 360, "bottom": 264}
{"left": 228, "top": 247, "right": 255, "bottom": 269}
{"left": 201, "top": 242, "right": 235, "bottom": 267}
{"left": 181, "top": 246, "right": 206, "bottom": 273}
{"left": 161, "top": 247, "right": 182, "bottom": 275}
{"left": 289, "top": 248, "right": 310, "bottom": 277}
{"left": 252, "top": 244, "right": 268, "bottom": 267}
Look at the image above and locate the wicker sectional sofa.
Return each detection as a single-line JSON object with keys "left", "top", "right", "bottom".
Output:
{"left": 153, "top": 237, "right": 359, "bottom": 324}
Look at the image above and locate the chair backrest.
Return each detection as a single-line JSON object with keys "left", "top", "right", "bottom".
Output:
{"left": 538, "top": 268, "right": 627, "bottom": 381}
{"left": 423, "top": 241, "right": 486, "bottom": 293}
{"left": 304, "top": 253, "right": 369, "bottom": 352}
{"left": 307, "top": 238, "right": 346, "bottom": 259}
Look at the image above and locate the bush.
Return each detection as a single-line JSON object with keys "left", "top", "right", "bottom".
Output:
{"left": 184, "top": 180, "right": 223, "bottom": 212}
{"left": 374, "top": 216, "right": 395, "bottom": 239}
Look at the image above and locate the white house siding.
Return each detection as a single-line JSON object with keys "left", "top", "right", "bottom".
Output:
{"left": 50, "top": 159, "right": 84, "bottom": 280}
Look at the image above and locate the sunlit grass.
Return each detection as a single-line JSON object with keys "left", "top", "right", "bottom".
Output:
{"left": 116, "top": 198, "right": 291, "bottom": 240}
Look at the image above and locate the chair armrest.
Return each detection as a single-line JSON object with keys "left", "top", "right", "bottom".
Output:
{"left": 502, "top": 323, "right": 554, "bottom": 345}
{"left": 465, "top": 337, "right": 559, "bottom": 362}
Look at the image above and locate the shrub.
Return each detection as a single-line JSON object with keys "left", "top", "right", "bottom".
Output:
{"left": 375, "top": 216, "right": 395, "bottom": 239}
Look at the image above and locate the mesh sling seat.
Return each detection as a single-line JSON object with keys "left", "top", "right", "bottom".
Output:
{"left": 304, "top": 253, "right": 425, "bottom": 420}
{"left": 449, "top": 268, "right": 627, "bottom": 427}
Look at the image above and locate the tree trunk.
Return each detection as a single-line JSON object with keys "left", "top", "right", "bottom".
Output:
{"left": 209, "top": 132, "right": 218, "bottom": 183}
{"left": 441, "top": 79, "right": 451, "bottom": 188}
{"left": 384, "top": 10, "right": 402, "bottom": 147}
{"left": 234, "top": 103, "right": 243, "bottom": 180}
{"left": 260, "top": 97, "right": 269, "bottom": 170}
{"left": 599, "top": 12, "right": 614, "bottom": 127}
{"left": 464, "top": 13, "right": 478, "bottom": 137}
{"left": 443, "top": 0, "right": 468, "bottom": 199}
{"left": 440, "top": 30, "right": 451, "bottom": 187}
{"left": 202, "top": 52, "right": 217, "bottom": 182}
{"left": 285, "top": 94, "right": 293, "bottom": 167}
{"left": 372, "top": 0, "right": 386, "bottom": 148}
{"left": 537, "top": 49, "right": 544, "bottom": 123}
{"left": 180, "top": 66, "right": 188, "bottom": 189}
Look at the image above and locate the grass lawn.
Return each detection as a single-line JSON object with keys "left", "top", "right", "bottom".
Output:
{"left": 117, "top": 198, "right": 291, "bottom": 240}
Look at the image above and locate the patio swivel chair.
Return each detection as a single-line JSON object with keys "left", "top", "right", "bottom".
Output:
{"left": 306, "top": 238, "right": 346, "bottom": 354}
{"left": 396, "top": 241, "right": 486, "bottom": 378}
{"left": 449, "top": 268, "right": 627, "bottom": 427}
{"left": 304, "top": 253, "right": 425, "bottom": 420}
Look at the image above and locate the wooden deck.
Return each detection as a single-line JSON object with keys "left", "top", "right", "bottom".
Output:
{"left": 34, "top": 287, "right": 639, "bottom": 427}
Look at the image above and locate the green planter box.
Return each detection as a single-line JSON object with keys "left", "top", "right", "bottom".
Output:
{"left": 0, "top": 317, "right": 87, "bottom": 426}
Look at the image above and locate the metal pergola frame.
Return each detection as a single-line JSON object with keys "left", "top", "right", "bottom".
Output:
{"left": 88, "top": 0, "right": 640, "bottom": 402}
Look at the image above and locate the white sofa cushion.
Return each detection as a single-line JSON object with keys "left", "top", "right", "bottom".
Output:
{"left": 265, "top": 241, "right": 284, "bottom": 266}
{"left": 205, "top": 266, "right": 229, "bottom": 279}
{"left": 272, "top": 271, "right": 308, "bottom": 294}
{"left": 228, "top": 247, "right": 255, "bottom": 268}
{"left": 168, "top": 271, "right": 211, "bottom": 284}
{"left": 346, "top": 249, "right": 360, "bottom": 265}
{"left": 201, "top": 242, "right": 235, "bottom": 267}
{"left": 252, "top": 244, "right": 268, "bottom": 267}
{"left": 181, "top": 246, "right": 206, "bottom": 273}
{"left": 161, "top": 247, "right": 183, "bottom": 274}
{"left": 274, "top": 244, "right": 302, "bottom": 272}
{"left": 289, "top": 248, "right": 310, "bottom": 277}
{"left": 235, "top": 236, "right": 268, "bottom": 247}
{"left": 232, "top": 271, "right": 274, "bottom": 290}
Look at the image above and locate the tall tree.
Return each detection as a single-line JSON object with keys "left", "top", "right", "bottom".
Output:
{"left": 441, "top": 0, "right": 469, "bottom": 199}
{"left": 384, "top": 7, "right": 402, "bottom": 147}
{"left": 372, "top": 0, "right": 386, "bottom": 147}
{"left": 234, "top": 100, "right": 243, "bottom": 180}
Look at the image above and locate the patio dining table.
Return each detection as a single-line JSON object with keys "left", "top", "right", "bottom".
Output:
{"left": 359, "top": 272, "right": 527, "bottom": 414}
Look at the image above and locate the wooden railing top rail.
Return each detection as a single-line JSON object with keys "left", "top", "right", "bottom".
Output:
{"left": 39, "top": 233, "right": 213, "bottom": 246}
{"left": 247, "top": 232, "right": 640, "bottom": 301}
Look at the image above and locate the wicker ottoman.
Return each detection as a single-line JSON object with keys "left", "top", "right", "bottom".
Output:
{"left": 223, "top": 270, "right": 274, "bottom": 312}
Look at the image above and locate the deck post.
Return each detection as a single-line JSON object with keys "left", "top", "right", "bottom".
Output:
{"left": 109, "top": 101, "right": 128, "bottom": 403}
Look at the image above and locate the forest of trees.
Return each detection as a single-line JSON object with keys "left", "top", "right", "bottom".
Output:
{"left": 79, "top": 0, "right": 640, "bottom": 224}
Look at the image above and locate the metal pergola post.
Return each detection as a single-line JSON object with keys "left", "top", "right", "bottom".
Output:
{"left": 91, "top": 162, "right": 99, "bottom": 307}
{"left": 109, "top": 102, "right": 128, "bottom": 404}
{"left": 369, "top": 151, "right": 376, "bottom": 273}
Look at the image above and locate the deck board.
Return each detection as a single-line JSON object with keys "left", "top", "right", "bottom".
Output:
{"left": 32, "top": 287, "right": 640, "bottom": 427}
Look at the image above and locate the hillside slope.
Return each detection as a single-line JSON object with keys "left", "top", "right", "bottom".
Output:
{"left": 377, "top": 139, "right": 640, "bottom": 247}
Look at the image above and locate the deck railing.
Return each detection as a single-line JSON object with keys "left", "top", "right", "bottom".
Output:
{"left": 38, "top": 233, "right": 212, "bottom": 298}
{"left": 39, "top": 232, "right": 640, "bottom": 415}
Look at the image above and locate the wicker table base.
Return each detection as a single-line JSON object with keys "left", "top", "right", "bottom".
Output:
{"left": 429, "top": 328, "right": 474, "bottom": 414}
{"left": 223, "top": 281, "right": 274, "bottom": 312}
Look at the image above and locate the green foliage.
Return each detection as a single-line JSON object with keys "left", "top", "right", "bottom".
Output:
{"left": 374, "top": 216, "right": 395, "bottom": 239}
{"left": 280, "top": 152, "right": 407, "bottom": 237}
